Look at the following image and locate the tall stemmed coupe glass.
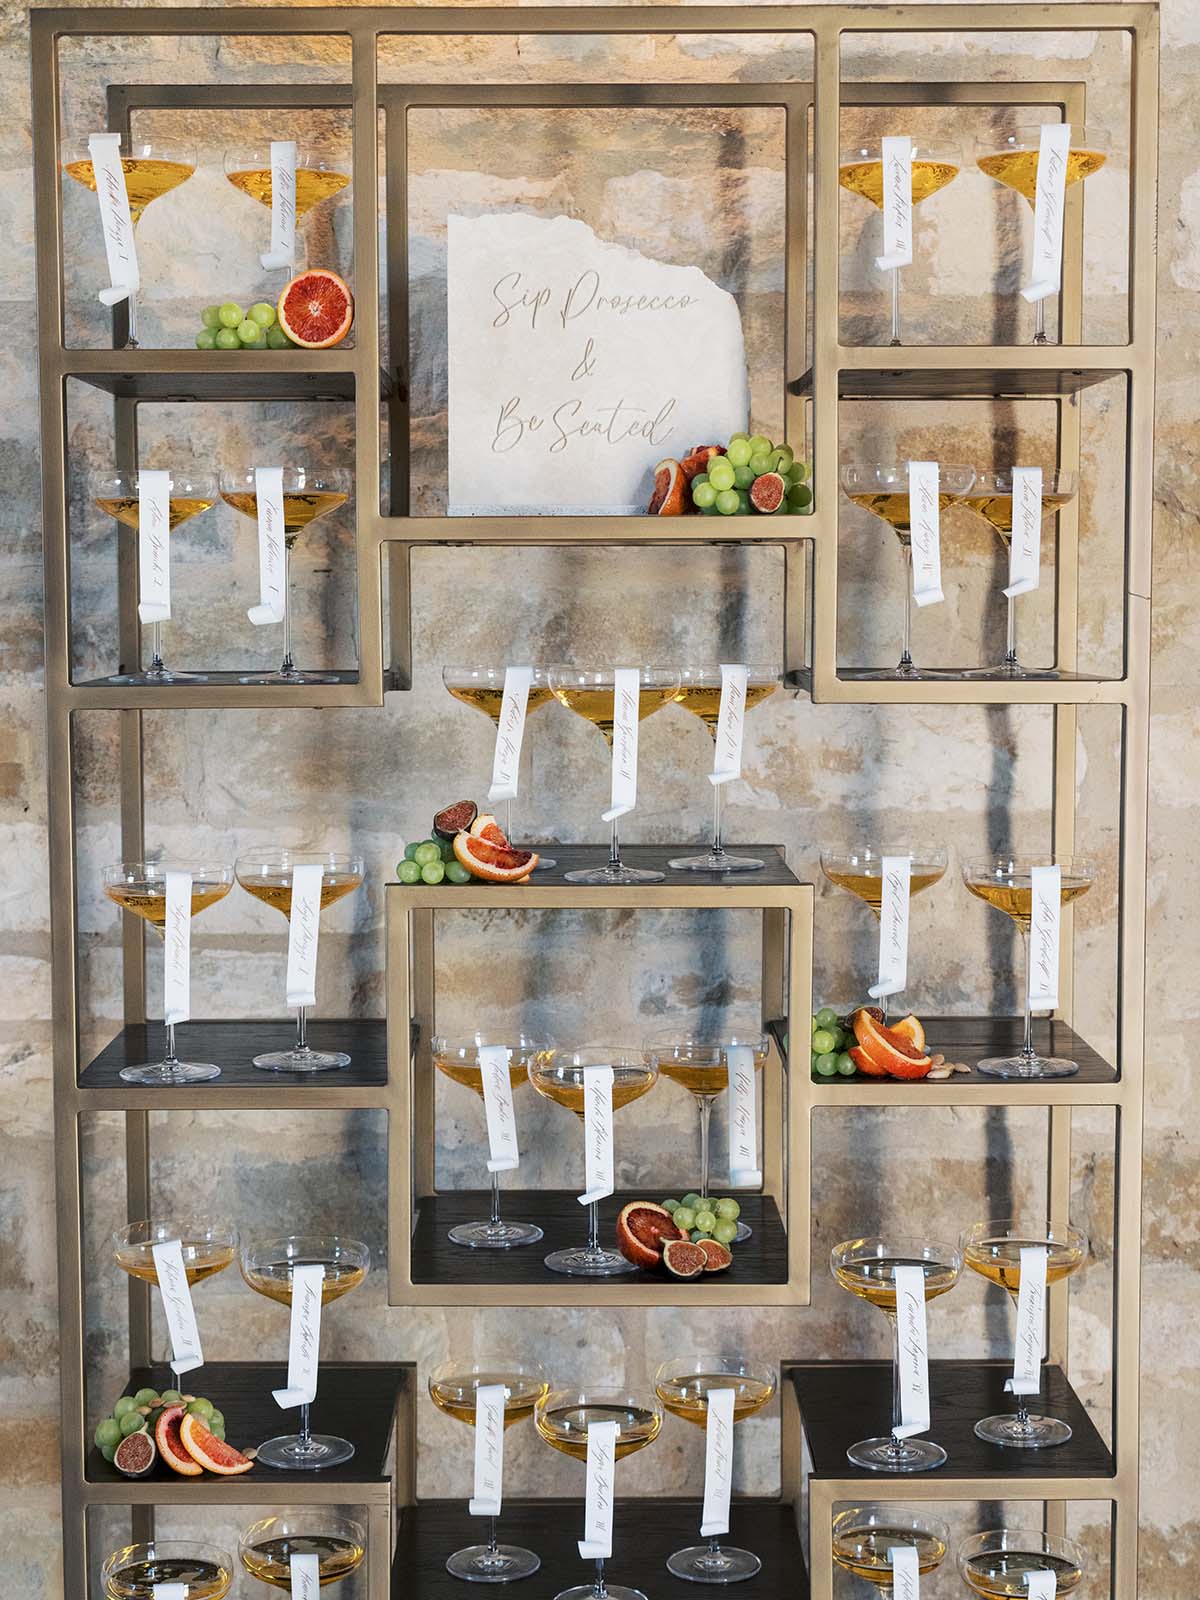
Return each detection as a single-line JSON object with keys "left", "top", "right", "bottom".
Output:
{"left": 220, "top": 467, "right": 351, "bottom": 685}
{"left": 819, "top": 844, "right": 947, "bottom": 1024}
{"left": 240, "top": 1233, "right": 369, "bottom": 1469}
{"left": 236, "top": 849, "right": 364, "bottom": 1072}
{"left": 442, "top": 665, "right": 556, "bottom": 863}
{"left": 61, "top": 138, "right": 196, "bottom": 348}
{"left": 239, "top": 1511, "right": 366, "bottom": 1590}
{"left": 959, "top": 1529, "right": 1085, "bottom": 1596}
{"left": 548, "top": 666, "right": 682, "bottom": 884}
{"left": 101, "top": 1540, "right": 233, "bottom": 1599}
{"left": 668, "top": 666, "right": 780, "bottom": 873}
{"left": 840, "top": 463, "right": 976, "bottom": 678}
{"left": 93, "top": 470, "right": 218, "bottom": 684}
{"left": 839, "top": 141, "right": 961, "bottom": 345}
{"left": 962, "top": 854, "right": 1094, "bottom": 1077}
{"left": 976, "top": 125, "right": 1109, "bottom": 344}
{"left": 103, "top": 860, "right": 233, "bottom": 1084}
{"left": 224, "top": 145, "right": 351, "bottom": 270}
{"left": 832, "top": 1506, "right": 951, "bottom": 1596}
{"left": 831, "top": 1234, "right": 961, "bottom": 1471}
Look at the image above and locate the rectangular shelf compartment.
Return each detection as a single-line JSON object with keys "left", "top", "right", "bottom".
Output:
{"left": 791, "top": 364, "right": 1120, "bottom": 401}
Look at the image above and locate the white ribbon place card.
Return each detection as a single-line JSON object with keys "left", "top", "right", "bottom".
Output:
{"left": 875, "top": 135, "right": 914, "bottom": 271}
{"left": 869, "top": 855, "right": 911, "bottom": 1002}
{"left": 1006, "top": 1244, "right": 1049, "bottom": 1397}
{"left": 289, "top": 1553, "right": 320, "bottom": 1599}
{"left": 469, "top": 1382, "right": 506, "bottom": 1516}
{"left": 577, "top": 1418, "right": 618, "bottom": 1559}
{"left": 1024, "top": 1571, "right": 1058, "bottom": 1600}
{"left": 248, "top": 466, "right": 287, "bottom": 626}
{"left": 285, "top": 862, "right": 323, "bottom": 1010}
{"left": 163, "top": 870, "right": 192, "bottom": 1027}
{"left": 1027, "top": 864, "right": 1062, "bottom": 1011}
{"left": 86, "top": 132, "right": 139, "bottom": 308}
{"left": 1004, "top": 466, "right": 1044, "bottom": 599}
{"left": 272, "top": 1261, "right": 324, "bottom": 1408}
{"left": 152, "top": 1586, "right": 188, "bottom": 1600}
{"left": 1022, "top": 124, "right": 1073, "bottom": 304}
{"left": 602, "top": 668, "right": 640, "bottom": 823}
{"left": 699, "top": 1382, "right": 735, "bottom": 1537}
{"left": 150, "top": 1238, "right": 203, "bottom": 1376}
{"left": 262, "top": 139, "right": 298, "bottom": 271}
{"left": 136, "top": 469, "right": 172, "bottom": 624}
{"left": 710, "top": 663, "right": 748, "bottom": 786}
{"left": 479, "top": 1044, "right": 520, "bottom": 1174}
{"left": 888, "top": 1544, "right": 921, "bottom": 1600}
{"left": 892, "top": 1262, "right": 932, "bottom": 1437}
{"left": 578, "top": 1064, "right": 615, "bottom": 1206}
{"left": 487, "top": 666, "right": 533, "bottom": 804}
{"left": 727, "top": 1045, "right": 761, "bottom": 1188}
{"left": 908, "top": 460, "right": 944, "bottom": 607}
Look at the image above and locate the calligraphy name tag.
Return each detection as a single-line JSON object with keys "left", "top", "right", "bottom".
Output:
{"left": 151, "top": 1238, "right": 204, "bottom": 1376}
{"left": 888, "top": 1543, "right": 921, "bottom": 1600}
{"left": 892, "top": 1262, "right": 931, "bottom": 1437}
{"left": 248, "top": 466, "right": 287, "bottom": 626}
{"left": 469, "top": 1383, "right": 506, "bottom": 1516}
{"left": 876, "top": 135, "right": 914, "bottom": 271}
{"left": 285, "top": 862, "right": 323, "bottom": 1010}
{"left": 136, "top": 469, "right": 171, "bottom": 624}
{"left": 1027, "top": 864, "right": 1062, "bottom": 1011}
{"left": 1004, "top": 466, "right": 1044, "bottom": 598}
{"left": 602, "top": 668, "right": 640, "bottom": 822}
{"left": 579, "top": 1065, "right": 615, "bottom": 1205}
{"left": 699, "top": 1383, "right": 735, "bottom": 1537}
{"left": 479, "top": 1044, "right": 520, "bottom": 1173}
{"left": 152, "top": 1586, "right": 188, "bottom": 1600}
{"left": 1023, "top": 124, "right": 1073, "bottom": 303}
{"left": 1024, "top": 1571, "right": 1058, "bottom": 1600}
{"left": 869, "top": 855, "right": 911, "bottom": 1002}
{"left": 87, "top": 132, "right": 139, "bottom": 306}
{"left": 487, "top": 666, "right": 533, "bottom": 804}
{"left": 1006, "top": 1244, "right": 1048, "bottom": 1396}
{"left": 272, "top": 1261, "right": 324, "bottom": 1408}
{"left": 578, "top": 1418, "right": 618, "bottom": 1559}
{"left": 726, "top": 1045, "right": 761, "bottom": 1188}
{"left": 710, "top": 664, "right": 748, "bottom": 786}
{"left": 262, "top": 139, "right": 298, "bottom": 271}
{"left": 163, "top": 870, "right": 192, "bottom": 1027}
{"left": 289, "top": 1552, "right": 320, "bottom": 1599}
{"left": 908, "top": 460, "right": 944, "bottom": 607}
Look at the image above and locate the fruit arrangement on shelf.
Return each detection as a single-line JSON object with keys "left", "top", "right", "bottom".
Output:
{"left": 193, "top": 269, "right": 354, "bottom": 352}
{"left": 397, "top": 801, "right": 540, "bottom": 886}
{"left": 809, "top": 1006, "right": 970, "bottom": 1081}
{"left": 647, "top": 434, "right": 812, "bottom": 517}
{"left": 615, "top": 1197, "right": 741, "bottom": 1278}
{"left": 94, "top": 1386, "right": 254, "bottom": 1478}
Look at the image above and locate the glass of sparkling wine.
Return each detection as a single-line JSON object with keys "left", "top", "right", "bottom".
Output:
{"left": 433, "top": 1034, "right": 554, "bottom": 1248}
{"left": 239, "top": 1512, "right": 366, "bottom": 1590}
{"left": 224, "top": 145, "right": 351, "bottom": 269}
{"left": 830, "top": 1234, "right": 962, "bottom": 1471}
{"left": 528, "top": 1048, "right": 658, "bottom": 1276}
{"left": 958, "top": 1529, "right": 1085, "bottom": 1596}
{"left": 235, "top": 848, "right": 365, "bottom": 1072}
{"left": 535, "top": 1388, "right": 663, "bottom": 1600}
{"left": 61, "top": 137, "right": 197, "bottom": 348}
{"left": 92, "top": 470, "right": 218, "bottom": 684}
{"left": 668, "top": 666, "right": 780, "bottom": 873}
{"left": 548, "top": 666, "right": 683, "bottom": 885}
{"left": 832, "top": 1505, "right": 950, "bottom": 1596}
{"left": 113, "top": 1217, "right": 237, "bottom": 1287}
{"left": 442, "top": 665, "right": 556, "bottom": 863}
{"left": 428, "top": 1359, "right": 551, "bottom": 1582}
{"left": 101, "top": 1541, "right": 233, "bottom": 1600}
{"left": 653, "top": 1357, "right": 776, "bottom": 1583}
{"left": 819, "top": 844, "right": 947, "bottom": 1023}
{"left": 239, "top": 1232, "right": 369, "bottom": 1469}
{"left": 962, "top": 854, "right": 1094, "bottom": 1078}
{"left": 103, "top": 860, "right": 233, "bottom": 1085}
{"left": 961, "top": 1215, "right": 1088, "bottom": 1447}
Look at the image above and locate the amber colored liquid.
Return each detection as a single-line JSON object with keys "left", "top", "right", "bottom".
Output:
{"left": 530, "top": 1066, "right": 656, "bottom": 1117}
{"left": 240, "top": 1257, "right": 366, "bottom": 1306}
{"left": 823, "top": 863, "right": 945, "bottom": 913}
{"left": 114, "top": 1239, "right": 236, "bottom": 1287}
{"left": 95, "top": 496, "right": 215, "bottom": 533}
{"left": 105, "top": 1556, "right": 230, "bottom": 1600}
{"left": 550, "top": 684, "right": 683, "bottom": 744}
{"left": 658, "top": 1053, "right": 765, "bottom": 1098}
{"left": 237, "top": 871, "right": 363, "bottom": 918}
{"left": 221, "top": 490, "right": 348, "bottom": 547}
{"left": 104, "top": 880, "right": 231, "bottom": 928}
{"left": 654, "top": 1373, "right": 774, "bottom": 1427}
{"left": 846, "top": 491, "right": 962, "bottom": 548}
{"left": 964, "top": 874, "right": 1092, "bottom": 933}
{"left": 676, "top": 681, "right": 778, "bottom": 733}
{"left": 834, "top": 1254, "right": 959, "bottom": 1311}
{"left": 225, "top": 165, "right": 351, "bottom": 219}
{"left": 962, "top": 1551, "right": 1082, "bottom": 1596}
{"left": 964, "top": 1235, "right": 1085, "bottom": 1295}
{"left": 63, "top": 156, "right": 195, "bottom": 222}
{"left": 838, "top": 158, "right": 960, "bottom": 208}
{"left": 434, "top": 1052, "right": 534, "bottom": 1098}
{"left": 240, "top": 1534, "right": 364, "bottom": 1588}
{"left": 832, "top": 1525, "right": 947, "bottom": 1585}
{"left": 962, "top": 492, "right": 1075, "bottom": 542}
{"left": 430, "top": 1371, "right": 550, "bottom": 1429}
{"left": 536, "top": 1401, "right": 660, "bottom": 1461}
{"left": 445, "top": 683, "right": 554, "bottom": 723}
{"left": 976, "top": 146, "right": 1106, "bottom": 204}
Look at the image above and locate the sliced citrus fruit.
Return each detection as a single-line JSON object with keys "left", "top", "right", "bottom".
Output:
{"left": 179, "top": 1412, "right": 254, "bottom": 1475}
{"left": 616, "top": 1201, "right": 684, "bottom": 1269}
{"left": 276, "top": 268, "right": 354, "bottom": 349}
{"left": 890, "top": 1014, "right": 926, "bottom": 1052}
{"left": 453, "top": 832, "right": 539, "bottom": 883}
{"left": 155, "top": 1404, "right": 202, "bottom": 1476}
{"left": 469, "top": 812, "right": 510, "bottom": 847}
{"left": 851, "top": 1008, "right": 932, "bottom": 1079}
{"left": 680, "top": 445, "right": 724, "bottom": 482}
{"left": 648, "top": 458, "right": 687, "bottom": 516}
{"left": 848, "top": 1044, "right": 889, "bottom": 1079}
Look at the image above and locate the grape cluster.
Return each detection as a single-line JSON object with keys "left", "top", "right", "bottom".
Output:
{"left": 692, "top": 434, "right": 812, "bottom": 516}
{"left": 93, "top": 1387, "right": 225, "bottom": 1461}
{"left": 397, "top": 837, "right": 472, "bottom": 886}
{"left": 810, "top": 1006, "right": 858, "bottom": 1078}
{"left": 195, "top": 301, "right": 296, "bottom": 352}
{"left": 661, "top": 1194, "right": 741, "bottom": 1246}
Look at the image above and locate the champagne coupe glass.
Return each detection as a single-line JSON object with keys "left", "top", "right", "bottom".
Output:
{"left": 548, "top": 666, "right": 683, "bottom": 884}
{"left": 830, "top": 1234, "right": 962, "bottom": 1471}
{"left": 839, "top": 141, "right": 961, "bottom": 345}
{"left": 113, "top": 1217, "right": 238, "bottom": 1288}
{"left": 239, "top": 1511, "right": 366, "bottom": 1590}
{"left": 432, "top": 1034, "right": 554, "bottom": 1248}
{"left": 101, "top": 1541, "right": 233, "bottom": 1600}
{"left": 961, "top": 1216, "right": 1088, "bottom": 1447}
{"left": 239, "top": 1233, "right": 369, "bottom": 1469}
{"left": 219, "top": 466, "right": 351, "bottom": 685}
{"left": 976, "top": 124, "right": 1109, "bottom": 344}
{"left": 653, "top": 1356, "right": 776, "bottom": 1583}
{"left": 235, "top": 848, "right": 364, "bottom": 1072}
{"left": 428, "top": 1359, "right": 550, "bottom": 1581}
{"left": 442, "top": 665, "right": 556, "bottom": 864}
{"left": 535, "top": 1388, "right": 663, "bottom": 1600}
{"left": 840, "top": 463, "right": 976, "bottom": 678}
{"left": 831, "top": 1506, "right": 951, "bottom": 1596}
{"left": 959, "top": 1529, "right": 1085, "bottom": 1596}
{"left": 103, "top": 860, "right": 233, "bottom": 1084}
{"left": 961, "top": 854, "right": 1095, "bottom": 1077}
{"left": 528, "top": 1047, "right": 658, "bottom": 1276}
{"left": 668, "top": 667, "right": 780, "bottom": 872}
{"left": 819, "top": 844, "right": 947, "bottom": 1024}
{"left": 960, "top": 470, "right": 1078, "bottom": 676}
{"left": 642, "top": 1030, "right": 768, "bottom": 1240}
{"left": 61, "top": 137, "right": 197, "bottom": 349}
{"left": 224, "top": 145, "right": 351, "bottom": 270}
{"left": 92, "top": 470, "right": 218, "bottom": 684}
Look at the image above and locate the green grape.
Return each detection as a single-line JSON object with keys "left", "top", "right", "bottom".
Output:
{"left": 771, "top": 446, "right": 795, "bottom": 472}
{"left": 662, "top": 1198, "right": 679, "bottom": 1212}
{"left": 814, "top": 1007, "right": 838, "bottom": 1028}
{"left": 201, "top": 305, "right": 223, "bottom": 330}
{"left": 747, "top": 434, "right": 772, "bottom": 455}
{"left": 727, "top": 432, "right": 750, "bottom": 447}
{"left": 95, "top": 1417, "right": 122, "bottom": 1449}
{"left": 788, "top": 483, "right": 813, "bottom": 510}
{"left": 692, "top": 480, "right": 717, "bottom": 509}
{"left": 735, "top": 489, "right": 751, "bottom": 515}
{"left": 420, "top": 860, "right": 446, "bottom": 885}
{"left": 112, "top": 1395, "right": 138, "bottom": 1419}
{"left": 133, "top": 1388, "right": 159, "bottom": 1407}
{"left": 413, "top": 841, "right": 441, "bottom": 865}
{"left": 815, "top": 1052, "right": 839, "bottom": 1076}
{"left": 185, "top": 1397, "right": 214, "bottom": 1419}
{"left": 249, "top": 301, "right": 277, "bottom": 328}
{"left": 707, "top": 458, "right": 735, "bottom": 492}
{"left": 725, "top": 438, "right": 752, "bottom": 468}
{"left": 837, "top": 1052, "right": 858, "bottom": 1077}
{"left": 694, "top": 1209, "right": 718, "bottom": 1233}
{"left": 713, "top": 1219, "right": 738, "bottom": 1245}
{"left": 242, "top": 333, "right": 268, "bottom": 351}
{"left": 119, "top": 1410, "right": 146, "bottom": 1437}
{"left": 100, "top": 1442, "right": 117, "bottom": 1463}
{"left": 748, "top": 451, "right": 773, "bottom": 477}
{"left": 715, "top": 1198, "right": 740, "bottom": 1220}
{"left": 210, "top": 1424, "right": 226, "bottom": 1441}
{"left": 207, "top": 1409, "right": 225, "bottom": 1432}
{"left": 811, "top": 1028, "right": 836, "bottom": 1055}
{"left": 215, "top": 327, "right": 240, "bottom": 351}
{"left": 672, "top": 1206, "right": 696, "bottom": 1231}
{"left": 829, "top": 1028, "right": 846, "bottom": 1052}
{"left": 715, "top": 488, "right": 740, "bottom": 515}
{"left": 700, "top": 502, "right": 720, "bottom": 515}
{"left": 403, "top": 841, "right": 421, "bottom": 861}
{"left": 235, "top": 319, "right": 260, "bottom": 345}
{"left": 445, "top": 860, "right": 472, "bottom": 885}
{"left": 266, "top": 325, "right": 292, "bottom": 350}
{"left": 692, "top": 1229, "right": 712, "bottom": 1242}
{"left": 811, "top": 1050, "right": 820, "bottom": 1070}
{"left": 788, "top": 461, "right": 809, "bottom": 484}
{"left": 160, "top": 1389, "right": 183, "bottom": 1405}
{"left": 439, "top": 838, "right": 457, "bottom": 861}
{"left": 398, "top": 860, "right": 421, "bottom": 884}
{"left": 217, "top": 302, "right": 243, "bottom": 329}
{"left": 732, "top": 464, "right": 755, "bottom": 489}
{"left": 681, "top": 1193, "right": 702, "bottom": 1210}
{"left": 195, "top": 329, "right": 217, "bottom": 351}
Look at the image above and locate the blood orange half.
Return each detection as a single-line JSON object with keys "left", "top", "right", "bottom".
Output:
{"left": 276, "top": 268, "right": 354, "bottom": 349}
{"left": 179, "top": 1412, "right": 254, "bottom": 1476}
{"left": 453, "top": 832, "right": 539, "bottom": 883}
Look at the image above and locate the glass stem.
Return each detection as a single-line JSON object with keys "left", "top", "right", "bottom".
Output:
{"left": 1034, "top": 296, "right": 1048, "bottom": 345}
{"left": 1020, "top": 929, "right": 1037, "bottom": 1065}
{"left": 899, "top": 545, "right": 915, "bottom": 671}
{"left": 503, "top": 798, "right": 513, "bottom": 841}
{"left": 710, "top": 782, "right": 725, "bottom": 858}
{"left": 1009, "top": 1289, "right": 1036, "bottom": 1425}
{"left": 608, "top": 815, "right": 621, "bottom": 872}
{"left": 698, "top": 1095, "right": 714, "bottom": 1200}
{"left": 889, "top": 264, "right": 902, "bottom": 346}
{"left": 707, "top": 1537, "right": 724, "bottom": 1560}
{"left": 1005, "top": 592, "right": 1018, "bottom": 670}
{"left": 587, "top": 1199, "right": 600, "bottom": 1254}
{"left": 299, "top": 1399, "right": 312, "bottom": 1448}
{"left": 890, "top": 1309, "right": 903, "bottom": 1443}
{"left": 126, "top": 284, "right": 140, "bottom": 350}
{"left": 296, "top": 1004, "right": 308, "bottom": 1056}
{"left": 149, "top": 620, "right": 165, "bottom": 674}
{"left": 487, "top": 1516, "right": 500, "bottom": 1556}
{"left": 490, "top": 1170, "right": 502, "bottom": 1229}
{"left": 281, "top": 539, "right": 294, "bottom": 674}
{"left": 163, "top": 1020, "right": 179, "bottom": 1068}
{"left": 594, "top": 1559, "right": 608, "bottom": 1600}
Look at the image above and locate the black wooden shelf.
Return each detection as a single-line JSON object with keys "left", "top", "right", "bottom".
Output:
{"left": 78, "top": 1019, "right": 388, "bottom": 1092}
{"left": 72, "top": 669, "right": 361, "bottom": 693}
{"left": 789, "top": 364, "right": 1118, "bottom": 400}
{"left": 68, "top": 351, "right": 364, "bottom": 403}
{"left": 392, "top": 844, "right": 801, "bottom": 892}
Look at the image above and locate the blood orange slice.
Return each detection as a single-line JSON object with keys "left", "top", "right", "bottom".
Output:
{"left": 648, "top": 458, "right": 687, "bottom": 516}
{"left": 276, "top": 268, "right": 354, "bottom": 349}
{"left": 155, "top": 1404, "right": 202, "bottom": 1476}
{"left": 179, "top": 1412, "right": 254, "bottom": 1476}
{"left": 453, "top": 832, "right": 539, "bottom": 883}
{"left": 469, "top": 812, "right": 510, "bottom": 848}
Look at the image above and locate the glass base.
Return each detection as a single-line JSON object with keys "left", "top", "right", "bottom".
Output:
{"left": 564, "top": 864, "right": 665, "bottom": 886}
{"left": 553, "top": 1587, "right": 646, "bottom": 1600}
{"left": 103, "top": 668, "right": 210, "bottom": 685}
{"left": 850, "top": 664, "right": 946, "bottom": 681}
{"left": 667, "top": 1546, "right": 761, "bottom": 1584}
{"left": 977, "top": 1054, "right": 1079, "bottom": 1080}
{"left": 237, "top": 670, "right": 343, "bottom": 685}
{"left": 119, "top": 1060, "right": 221, "bottom": 1085}
{"left": 528, "top": 855, "right": 557, "bottom": 870}
{"left": 544, "top": 1245, "right": 638, "bottom": 1277}
{"left": 846, "top": 1434, "right": 947, "bottom": 1473}
{"left": 447, "top": 1545, "right": 541, "bottom": 1583}
{"left": 449, "top": 1219, "right": 544, "bottom": 1250}
{"left": 668, "top": 850, "right": 764, "bottom": 873}
{"left": 975, "top": 1412, "right": 1072, "bottom": 1449}
{"left": 253, "top": 1046, "right": 350, "bottom": 1074}
{"left": 957, "top": 662, "right": 1059, "bottom": 681}
{"left": 255, "top": 1431, "right": 354, "bottom": 1470}
{"left": 733, "top": 1221, "right": 753, "bottom": 1242}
